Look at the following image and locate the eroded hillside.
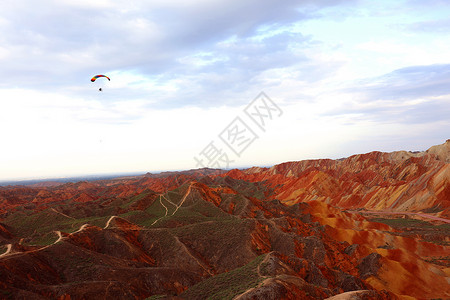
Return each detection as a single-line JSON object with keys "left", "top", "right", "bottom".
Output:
{"left": 0, "top": 142, "right": 448, "bottom": 299}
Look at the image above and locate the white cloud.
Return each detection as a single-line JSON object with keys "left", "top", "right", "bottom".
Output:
{"left": 0, "top": 0, "right": 450, "bottom": 180}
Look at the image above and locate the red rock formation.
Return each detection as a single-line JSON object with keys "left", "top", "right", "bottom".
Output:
{"left": 223, "top": 142, "right": 449, "bottom": 218}
{"left": 0, "top": 140, "right": 448, "bottom": 299}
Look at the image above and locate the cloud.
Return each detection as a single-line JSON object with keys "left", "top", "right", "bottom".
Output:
{"left": 154, "top": 30, "right": 315, "bottom": 107}
{"left": 0, "top": 0, "right": 353, "bottom": 103}
{"left": 405, "top": 0, "right": 450, "bottom": 8}
{"left": 357, "top": 64, "right": 450, "bottom": 100}
{"left": 1, "top": 0, "right": 449, "bottom": 180}
{"left": 323, "top": 64, "right": 450, "bottom": 125}
{"left": 404, "top": 18, "right": 450, "bottom": 33}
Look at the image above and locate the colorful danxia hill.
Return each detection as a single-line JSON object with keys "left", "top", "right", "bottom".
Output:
{"left": 0, "top": 141, "right": 449, "bottom": 299}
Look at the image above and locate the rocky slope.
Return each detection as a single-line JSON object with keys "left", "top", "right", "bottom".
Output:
{"left": 0, "top": 141, "right": 448, "bottom": 299}
{"left": 226, "top": 140, "right": 450, "bottom": 218}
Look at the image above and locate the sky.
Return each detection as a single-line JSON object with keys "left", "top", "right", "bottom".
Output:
{"left": 0, "top": 0, "right": 449, "bottom": 181}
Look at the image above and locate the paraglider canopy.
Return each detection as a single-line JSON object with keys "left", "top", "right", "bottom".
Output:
{"left": 91, "top": 75, "right": 110, "bottom": 82}
{"left": 91, "top": 75, "right": 110, "bottom": 92}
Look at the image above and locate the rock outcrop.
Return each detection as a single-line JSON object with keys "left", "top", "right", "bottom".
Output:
{"left": 0, "top": 141, "right": 448, "bottom": 299}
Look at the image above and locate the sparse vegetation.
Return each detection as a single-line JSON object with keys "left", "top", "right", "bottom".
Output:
{"left": 0, "top": 159, "right": 449, "bottom": 299}
{"left": 2, "top": 208, "right": 110, "bottom": 246}
{"left": 121, "top": 191, "right": 153, "bottom": 208}
{"left": 146, "top": 295, "right": 167, "bottom": 300}
{"left": 180, "top": 254, "right": 265, "bottom": 299}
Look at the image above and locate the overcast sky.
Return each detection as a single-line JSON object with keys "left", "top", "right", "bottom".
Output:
{"left": 1, "top": 0, "right": 449, "bottom": 180}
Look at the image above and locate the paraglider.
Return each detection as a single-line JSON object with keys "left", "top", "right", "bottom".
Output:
{"left": 91, "top": 75, "right": 110, "bottom": 91}
{"left": 91, "top": 75, "right": 110, "bottom": 82}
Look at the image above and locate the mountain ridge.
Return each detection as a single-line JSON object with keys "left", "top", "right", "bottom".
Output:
{"left": 0, "top": 140, "right": 448, "bottom": 299}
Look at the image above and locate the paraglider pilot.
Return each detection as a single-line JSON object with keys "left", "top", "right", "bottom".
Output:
{"left": 91, "top": 75, "right": 110, "bottom": 92}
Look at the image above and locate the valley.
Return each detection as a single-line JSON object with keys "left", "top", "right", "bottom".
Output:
{"left": 0, "top": 141, "right": 449, "bottom": 299}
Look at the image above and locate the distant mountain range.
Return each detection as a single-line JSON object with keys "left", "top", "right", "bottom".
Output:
{"left": 0, "top": 168, "right": 229, "bottom": 187}
{"left": 0, "top": 140, "right": 448, "bottom": 299}
{"left": 0, "top": 174, "right": 137, "bottom": 187}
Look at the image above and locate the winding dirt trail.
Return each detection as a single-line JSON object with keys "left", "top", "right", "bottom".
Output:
{"left": 151, "top": 182, "right": 196, "bottom": 226}
{"left": 171, "top": 183, "right": 195, "bottom": 216}
{"left": 173, "top": 235, "right": 214, "bottom": 276}
{"left": 54, "top": 231, "right": 63, "bottom": 244}
{"left": 50, "top": 208, "right": 75, "bottom": 220}
{"left": 104, "top": 216, "right": 118, "bottom": 229}
{"left": 0, "top": 230, "right": 61, "bottom": 259}
{"left": 0, "top": 244, "right": 12, "bottom": 258}
{"left": 72, "top": 224, "right": 90, "bottom": 234}
{"left": 161, "top": 194, "right": 177, "bottom": 208}
{"left": 151, "top": 196, "right": 169, "bottom": 226}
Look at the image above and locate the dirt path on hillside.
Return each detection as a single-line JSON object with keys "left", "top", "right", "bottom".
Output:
{"left": 54, "top": 231, "right": 62, "bottom": 244}
{"left": 0, "top": 244, "right": 12, "bottom": 257}
{"left": 173, "top": 235, "right": 214, "bottom": 276}
{"left": 151, "top": 182, "right": 196, "bottom": 226}
{"left": 104, "top": 216, "right": 118, "bottom": 229}
{"left": 0, "top": 230, "right": 61, "bottom": 259}
{"left": 50, "top": 208, "right": 75, "bottom": 220}
{"left": 151, "top": 196, "right": 169, "bottom": 226}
